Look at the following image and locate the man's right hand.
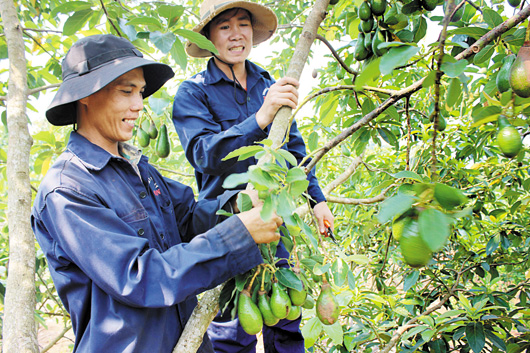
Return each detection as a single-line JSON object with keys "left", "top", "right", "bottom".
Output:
{"left": 255, "top": 77, "right": 299, "bottom": 129}
{"left": 237, "top": 205, "right": 282, "bottom": 244}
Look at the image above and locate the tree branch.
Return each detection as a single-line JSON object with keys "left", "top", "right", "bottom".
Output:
{"left": 304, "top": 4, "right": 530, "bottom": 172}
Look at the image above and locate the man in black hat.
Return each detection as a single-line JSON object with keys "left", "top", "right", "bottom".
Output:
{"left": 31, "top": 34, "right": 283, "bottom": 353}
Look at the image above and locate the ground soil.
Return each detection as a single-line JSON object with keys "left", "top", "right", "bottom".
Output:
{"left": 37, "top": 320, "right": 265, "bottom": 353}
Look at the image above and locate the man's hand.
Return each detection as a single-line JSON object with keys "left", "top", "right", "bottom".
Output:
{"left": 237, "top": 205, "right": 282, "bottom": 244}
{"left": 255, "top": 77, "right": 299, "bottom": 129}
{"left": 314, "top": 201, "right": 334, "bottom": 235}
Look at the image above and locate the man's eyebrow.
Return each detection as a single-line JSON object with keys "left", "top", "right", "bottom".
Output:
{"left": 114, "top": 80, "right": 146, "bottom": 89}
{"left": 214, "top": 13, "right": 250, "bottom": 25}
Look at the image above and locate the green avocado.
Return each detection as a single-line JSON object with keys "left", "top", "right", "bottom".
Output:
{"left": 370, "top": 0, "right": 387, "bottom": 16}
{"left": 497, "top": 54, "right": 516, "bottom": 93}
{"left": 155, "top": 124, "right": 170, "bottom": 158}
{"left": 358, "top": 0, "right": 372, "bottom": 21}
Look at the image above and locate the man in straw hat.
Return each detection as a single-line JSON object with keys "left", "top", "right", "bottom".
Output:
{"left": 172, "top": 0, "right": 334, "bottom": 352}
{"left": 31, "top": 33, "right": 284, "bottom": 353}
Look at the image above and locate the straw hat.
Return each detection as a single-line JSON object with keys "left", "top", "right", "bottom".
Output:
{"left": 46, "top": 34, "right": 174, "bottom": 126}
{"left": 186, "top": 0, "right": 278, "bottom": 58}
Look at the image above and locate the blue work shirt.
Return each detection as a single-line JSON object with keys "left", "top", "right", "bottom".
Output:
{"left": 31, "top": 132, "right": 263, "bottom": 353}
{"left": 172, "top": 59, "right": 325, "bottom": 204}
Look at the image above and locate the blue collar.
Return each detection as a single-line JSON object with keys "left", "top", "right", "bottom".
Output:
{"left": 67, "top": 132, "right": 147, "bottom": 171}
{"left": 202, "top": 58, "right": 272, "bottom": 86}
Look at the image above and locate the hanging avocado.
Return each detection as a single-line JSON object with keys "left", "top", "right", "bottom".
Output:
{"left": 147, "top": 120, "right": 158, "bottom": 139}
{"left": 155, "top": 124, "right": 171, "bottom": 158}
{"left": 355, "top": 33, "right": 369, "bottom": 61}
{"left": 370, "top": 0, "right": 387, "bottom": 16}
{"left": 372, "top": 29, "right": 387, "bottom": 57}
{"left": 358, "top": 0, "right": 372, "bottom": 21}
{"left": 137, "top": 127, "right": 150, "bottom": 148}
{"left": 509, "top": 43, "right": 530, "bottom": 98}
{"left": 496, "top": 54, "right": 516, "bottom": 93}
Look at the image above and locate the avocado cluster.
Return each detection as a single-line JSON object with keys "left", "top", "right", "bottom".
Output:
{"left": 136, "top": 119, "right": 171, "bottom": 158}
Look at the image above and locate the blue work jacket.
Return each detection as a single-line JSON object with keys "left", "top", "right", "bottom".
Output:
{"left": 31, "top": 132, "right": 263, "bottom": 353}
{"left": 172, "top": 59, "right": 325, "bottom": 204}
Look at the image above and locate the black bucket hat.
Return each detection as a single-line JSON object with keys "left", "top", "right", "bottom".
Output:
{"left": 46, "top": 34, "right": 175, "bottom": 126}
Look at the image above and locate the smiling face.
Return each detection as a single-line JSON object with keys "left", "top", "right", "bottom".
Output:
{"left": 77, "top": 68, "right": 146, "bottom": 155}
{"left": 208, "top": 8, "right": 253, "bottom": 67}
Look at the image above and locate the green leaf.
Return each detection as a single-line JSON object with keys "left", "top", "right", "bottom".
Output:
{"left": 286, "top": 167, "right": 307, "bottom": 183}
{"left": 355, "top": 57, "right": 381, "bottom": 90}
{"left": 301, "top": 317, "right": 322, "bottom": 347}
{"left": 483, "top": 9, "right": 503, "bottom": 28}
{"left": 377, "top": 194, "right": 415, "bottom": 223}
{"left": 404, "top": 270, "right": 419, "bottom": 291}
{"left": 471, "top": 105, "right": 502, "bottom": 124}
{"left": 322, "top": 321, "right": 344, "bottom": 345}
{"left": 441, "top": 60, "right": 468, "bottom": 78}
{"left": 393, "top": 170, "right": 423, "bottom": 182}
{"left": 418, "top": 208, "right": 450, "bottom": 252}
{"left": 248, "top": 166, "right": 277, "bottom": 190}
{"left": 288, "top": 180, "right": 309, "bottom": 198}
{"left": 222, "top": 172, "right": 249, "bottom": 188}
{"left": 150, "top": 31, "right": 176, "bottom": 54}
{"left": 148, "top": 97, "right": 171, "bottom": 116}
{"left": 380, "top": 46, "right": 419, "bottom": 75}
{"left": 276, "top": 268, "right": 303, "bottom": 291}
{"left": 126, "top": 16, "right": 164, "bottom": 31}
{"left": 157, "top": 4, "right": 184, "bottom": 27}
{"left": 176, "top": 28, "right": 218, "bottom": 55}
{"left": 413, "top": 16, "right": 427, "bottom": 43}
{"left": 63, "top": 9, "right": 93, "bottom": 36}
{"left": 486, "top": 234, "right": 500, "bottom": 256}
{"left": 434, "top": 183, "right": 469, "bottom": 210}
{"left": 276, "top": 149, "right": 298, "bottom": 167}
{"left": 171, "top": 38, "right": 187, "bottom": 72}
{"left": 449, "top": 27, "right": 489, "bottom": 39}
{"left": 422, "top": 71, "right": 437, "bottom": 88}
{"left": 320, "top": 96, "right": 339, "bottom": 126}
{"left": 485, "top": 329, "right": 507, "bottom": 351}
{"left": 446, "top": 78, "right": 462, "bottom": 108}
{"left": 222, "top": 145, "right": 263, "bottom": 161}
{"left": 260, "top": 195, "right": 274, "bottom": 221}
{"left": 377, "top": 127, "right": 398, "bottom": 147}
{"left": 236, "top": 192, "right": 253, "bottom": 213}
{"left": 52, "top": 1, "right": 92, "bottom": 16}
{"left": 466, "top": 322, "right": 486, "bottom": 353}
{"left": 473, "top": 45, "right": 495, "bottom": 65}
{"left": 308, "top": 132, "right": 319, "bottom": 151}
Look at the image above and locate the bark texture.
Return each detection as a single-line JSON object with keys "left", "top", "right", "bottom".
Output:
{"left": 0, "top": 0, "right": 38, "bottom": 352}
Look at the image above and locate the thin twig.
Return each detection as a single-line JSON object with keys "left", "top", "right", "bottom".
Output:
{"left": 315, "top": 34, "right": 358, "bottom": 76}
{"left": 100, "top": 0, "right": 123, "bottom": 37}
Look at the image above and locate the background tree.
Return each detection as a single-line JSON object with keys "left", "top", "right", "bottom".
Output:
{"left": 1, "top": 0, "right": 530, "bottom": 352}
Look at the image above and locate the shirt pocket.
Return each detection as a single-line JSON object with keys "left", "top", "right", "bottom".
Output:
{"left": 209, "top": 101, "right": 241, "bottom": 130}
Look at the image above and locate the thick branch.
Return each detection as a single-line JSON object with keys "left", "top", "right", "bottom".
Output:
{"left": 172, "top": 285, "right": 224, "bottom": 353}
{"left": 0, "top": 0, "right": 38, "bottom": 351}
{"left": 304, "top": 4, "right": 530, "bottom": 172}
{"left": 265, "top": 0, "right": 331, "bottom": 151}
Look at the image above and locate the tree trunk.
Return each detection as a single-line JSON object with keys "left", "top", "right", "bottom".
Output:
{"left": 0, "top": 0, "right": 38, "bottom": 352}
{"left": 173, "top": 0, "right": 330, "bottom": 352}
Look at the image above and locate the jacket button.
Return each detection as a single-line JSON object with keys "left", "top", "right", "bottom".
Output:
{"left": 138, "top": 228, "right": 145, "bottom": 236}
{"left": 160, "top": 233, "right": 164, "bottom": 239}
{"left": 139, "top": 191, "right": 147, "bottom": 199}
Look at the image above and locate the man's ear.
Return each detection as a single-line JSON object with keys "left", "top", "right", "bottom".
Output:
{"left": 78, "top": 96, "right": 89, "bottom": 107}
